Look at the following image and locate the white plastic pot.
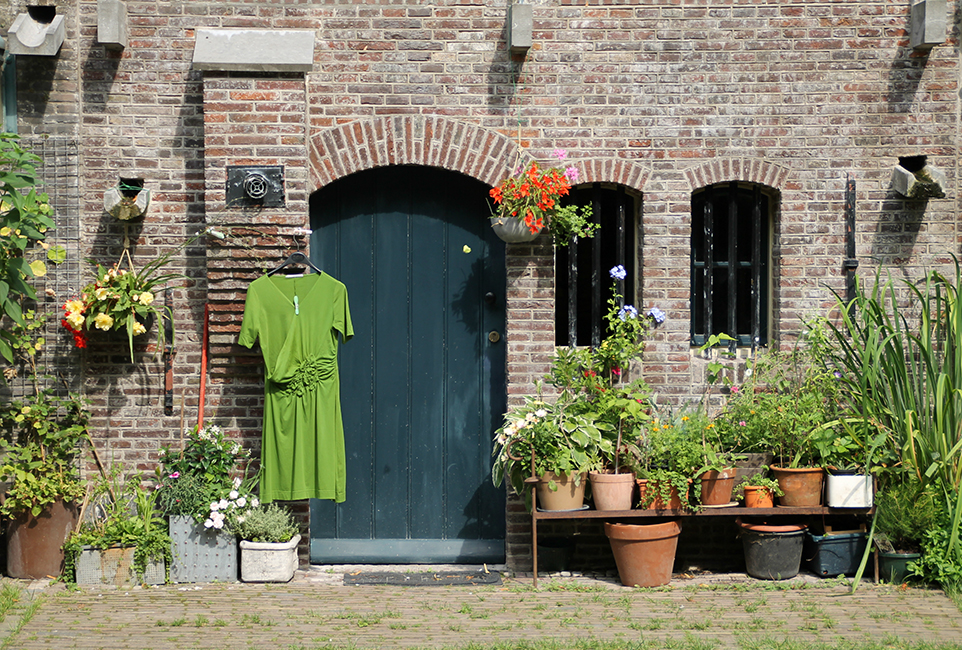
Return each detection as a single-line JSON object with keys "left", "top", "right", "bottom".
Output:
{"left": 826, "top": 473, "right": 873, "bottom": 508}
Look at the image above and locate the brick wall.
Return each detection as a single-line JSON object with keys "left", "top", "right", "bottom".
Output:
{"left": 7, "top": 0, "right": 958, "bottom": 571}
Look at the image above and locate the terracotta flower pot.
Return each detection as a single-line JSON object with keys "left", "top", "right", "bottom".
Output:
{"left": 698, "top": 468, "right": 737, "bottom": 506}
{"left": 605, "top": 520, "right": 682, "bottom": 587}
{"left": 536, "top": 471, "right": 586, "bottom": 511}
{"left": 589, "top": 471, "right": 635, "bottom": 511}
{"left": 742, "top": 485, "right": 775, "bottom": 508}
{"left": 771, "top": 466, "right": 824, "bottom": 507}
{"left": 636, "top": 478, "right": 686, "bottom": 510}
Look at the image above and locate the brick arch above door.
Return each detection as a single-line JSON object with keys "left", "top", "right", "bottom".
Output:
{"left": 307, "top": 115, "right": 650, "bottom": 191}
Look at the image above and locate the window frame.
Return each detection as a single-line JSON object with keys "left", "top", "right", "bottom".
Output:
{"left": 555, "top": 183, "right": 640, "bottom": 348}
{"left": 690, "top": 181, "right": 773, "bottom": 349}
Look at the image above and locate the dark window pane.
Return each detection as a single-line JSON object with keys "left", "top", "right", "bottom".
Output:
{"left": 555, "top": 185, "right": 638, "bottom": 347}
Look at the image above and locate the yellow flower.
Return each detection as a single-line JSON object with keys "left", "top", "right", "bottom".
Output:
{"left": 132, "top": 321, "right": 146, "bottom": 336}
{"left": 93, "top": 313, "right": 114, "bottom": 331}
{"left": 681, "top": 416, "right": 689, "bottom": 422}
{"left": 94, "top": 287, "right": 110, "bottom": 301}
{"left": 0, "top": 227, "right": 10, "bottom": 237}
{"left": 65, "top": 299, "right": 84, "bottom": 314}
{"left": 66, "top": 311, "right": 85, "bottom": 329}
{"left": 138, "top": 292, "right": 155, "bottom": 306}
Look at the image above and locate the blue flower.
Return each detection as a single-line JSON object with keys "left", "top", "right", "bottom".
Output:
{"left": 618, "top": 305, "right": 638, "bottom": 320}
{"left": 609, "top": 265, "right": 627, "bottom": 281}
{"left": 647, "top": 307, "right": 666, "bottom": 324}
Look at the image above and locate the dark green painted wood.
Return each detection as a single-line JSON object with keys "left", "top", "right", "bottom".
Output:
{"left": 308, "top": 167, "right": 506, "bottom": 563}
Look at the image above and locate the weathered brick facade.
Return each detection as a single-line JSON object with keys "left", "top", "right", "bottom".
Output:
{"left": 4, "top": 0, "right": 958, "bottom": 570}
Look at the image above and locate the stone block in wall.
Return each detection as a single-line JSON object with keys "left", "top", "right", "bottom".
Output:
{"left": 6, "top": 11, "right": 64, "bottom": 56}
{"left": 910, "top": 0, "right": 946, "bottom": 50}
{"left": 193, "top": 29, "right": 315, "bottom": 72}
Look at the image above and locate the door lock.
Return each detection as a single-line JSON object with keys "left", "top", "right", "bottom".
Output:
{"left": 488, "top": 331, "right": 501, "bottom": 344}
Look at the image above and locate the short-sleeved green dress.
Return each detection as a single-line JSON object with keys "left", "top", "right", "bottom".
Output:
{"left": 239, "top": 272, "right": 353, "bottom": 503}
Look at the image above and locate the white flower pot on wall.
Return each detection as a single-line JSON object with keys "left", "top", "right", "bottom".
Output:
{"left": 240, "top": 534, "right": 300, "bottom": 583}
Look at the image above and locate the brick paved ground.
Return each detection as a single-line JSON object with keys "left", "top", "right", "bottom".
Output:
{"left": 1, "top": 567, "right": 961, "bottom": 649}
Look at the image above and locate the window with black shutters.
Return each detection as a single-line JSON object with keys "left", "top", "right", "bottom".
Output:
{"left": 691, "top": 182, "right": 774, "bottom": 348}
{"left": 555, "top": 184, "right": 639, "bottom": 348}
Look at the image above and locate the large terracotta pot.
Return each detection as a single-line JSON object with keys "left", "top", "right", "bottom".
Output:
{"left": 605, "top": 520, "right": 682, "bottom": 587}
{"left": 535, "top": 471, "right": 586, "bottom": 511}
{"left": 698, "top": 468, "right": 737, "bottom": 506}
{"left": 588, "top": 471, "right": 635, "bottom": 511}
{"left": 7, "top": 498, "right": 79, "bottom": 579}
{"left": 771, "top": 466, "right": 824, "bottom": 507}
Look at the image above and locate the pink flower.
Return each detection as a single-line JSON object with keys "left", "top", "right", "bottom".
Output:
{"left": 552, "top": 148, "right": 568, "bottom": 161}
{"left": 739, "top": 421, "right": 746, "bottom": 427}
{"left": 170, "top": 472, "right": 180, "bottom": 479}
{"left": 564, "top": 166, "right": 579, "bottom": 184}
{"left": 730, "top": 385, "right": 740, "bottom": 394}
{"left": 611, "top": 367, "right": 622, "bottom": 376}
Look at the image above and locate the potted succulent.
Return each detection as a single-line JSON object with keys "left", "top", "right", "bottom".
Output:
{"left": 64, "top": 470, "right": 170, "bottom": 585}
{"left": 232, "top": 502, "right": 301, "bottom": 583}
{"left": 0, "top": 312, "right": 89, "bottom": 580}
{"left": 155, "top": 423, "right": 251, "bottom": 582}
{"left": 488, "top": 149, "right": 597, "bottom": 245}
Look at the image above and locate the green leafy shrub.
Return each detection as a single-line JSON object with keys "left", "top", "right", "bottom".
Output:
{"left": 230, "top": 502, "right": 298, "bottom": 543}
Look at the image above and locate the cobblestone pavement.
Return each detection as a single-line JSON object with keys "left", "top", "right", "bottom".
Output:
{"left": 1, "top": 566, "right": 961, "bottom": 649}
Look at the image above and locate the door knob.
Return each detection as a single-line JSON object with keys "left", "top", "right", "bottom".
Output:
{"left": 484, "top": 292, "right": 496, "bottom": 305}
{"left": 488, "top": 331, "right": 501, "bottom": 343}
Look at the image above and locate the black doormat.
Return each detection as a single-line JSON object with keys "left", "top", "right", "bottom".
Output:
{"left": 343, "top": 570, "right": 502, "bottom": 586}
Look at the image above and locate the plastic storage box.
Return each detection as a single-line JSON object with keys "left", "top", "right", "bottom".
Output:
{"left": 803, "top": 532, "right": 870, "bottom": 577}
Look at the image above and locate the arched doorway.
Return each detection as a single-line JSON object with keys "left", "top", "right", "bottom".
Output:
{"left": 308, "top": 165, "right": 506, "bottom": 563}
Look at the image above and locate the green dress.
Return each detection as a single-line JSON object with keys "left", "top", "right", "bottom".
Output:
{"left": 239, "top": 272, "right": 353, "bottom": 503}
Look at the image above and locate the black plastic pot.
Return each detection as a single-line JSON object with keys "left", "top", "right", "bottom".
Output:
{"left": 736, "top": 518, "right": 807, "bottom": 580}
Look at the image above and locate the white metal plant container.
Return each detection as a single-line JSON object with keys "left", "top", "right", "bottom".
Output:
{"left": 239, "top": 534, "right": 300, "bottom": 583}
{"left": 826, "top": 473, "right": 874, "bottom": 508}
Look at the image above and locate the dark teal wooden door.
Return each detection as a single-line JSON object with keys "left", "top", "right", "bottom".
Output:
{"left": 307, "top": 166, "right": 506, "bottom": 563}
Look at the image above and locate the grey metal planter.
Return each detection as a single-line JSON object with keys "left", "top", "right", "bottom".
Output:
{"left": 168, "top": 515, "right": 237, "bottom": 583}
{"left": 76, "top": 546, "right": 165, "bottom": 585}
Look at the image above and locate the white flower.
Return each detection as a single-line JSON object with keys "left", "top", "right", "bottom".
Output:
{"left": 251, "top": 498, "right": 260, "bottom": 508}
{"left": 212, "top": 518, "right": 224, "bottom": 529}
{"left": 233, "top": 477, "right": 242, "bottom": 488}
{"left": 236, "top": 497, "right": 247, "bottom": 508}
{"left": 204, "top": 519, "right": 214, "bottom": 528}
{"left": 236, "top": 516, "right": 245, "bottom": 524}
{"left": 535, "top": 409, "right": 547, "bottom": 418}
{"left": 210, "top": 502, "right": 220, "bottom": 511}
{"left": 218, "top": 499, "right": 229, "bottom": 510}
{"left": 229, "top": 490, "right": 239, "bottom": 500}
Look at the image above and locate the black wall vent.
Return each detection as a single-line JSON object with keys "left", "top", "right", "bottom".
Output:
{"left": 226, "top": 166, "right": 284, "bottom": 208}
